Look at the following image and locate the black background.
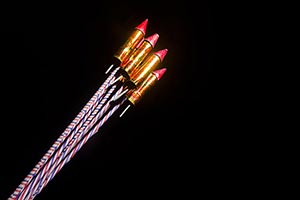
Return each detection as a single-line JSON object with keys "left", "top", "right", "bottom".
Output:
{"left": 0, "top": 1, "right": 251, "bottom": 199}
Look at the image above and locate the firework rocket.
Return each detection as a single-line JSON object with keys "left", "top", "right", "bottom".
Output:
{"left": 106, "top": 18, "right": 148, "bottom": 74}
{"left": 8, "top": 18, "right": 169, "bottom": 200}
{"left": 119, "top": 67, "right": 167, "bottom": 117}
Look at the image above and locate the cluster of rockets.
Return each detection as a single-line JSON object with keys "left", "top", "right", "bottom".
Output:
{"left": 8, "top": 18, "right": 168, "bottom": 200}
{"left": 106, "top": 18, "right": 168, "bottom": 115}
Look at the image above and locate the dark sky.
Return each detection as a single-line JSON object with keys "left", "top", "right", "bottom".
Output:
{"left": 0, "top": 1, "right": 247, "bottom": 199}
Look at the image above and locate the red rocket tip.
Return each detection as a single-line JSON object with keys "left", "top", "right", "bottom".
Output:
{"left": 145, "top": 33, "right": 159, "bottom": 48}
{"left": 153, "top": 68, "right": 167, "bottom": 80}
{"left": 135, "top": 19, "right": 148, "bottom": 35}
{"left": 154, "top": 49, "right": 168, "bottom": 62}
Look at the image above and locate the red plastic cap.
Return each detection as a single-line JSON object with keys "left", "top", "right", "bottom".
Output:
{"left": 153, "top": 68, "right": 167, "bottom": 80}
{"left": 135, "top": 19, "right": 148, "bottom": 35}
{"left": 154, "top": 49, "right": 168, "bottom": 62}
{"left": 145, "top": 33, "right": 159, "bottom": 48}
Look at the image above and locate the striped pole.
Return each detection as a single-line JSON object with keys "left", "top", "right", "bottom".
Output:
{"left": 25, "top": 83, "right": 119, "bottom": 199}
{"left": 31, "top": 96, "right": 127, "bottom": 200}
{"left": 9, "top": 67, "right": 119, "bottom": 200}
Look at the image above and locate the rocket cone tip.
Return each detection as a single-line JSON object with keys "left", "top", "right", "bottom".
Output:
{"left": 154, "top": 49, "right": 168, "bottom": 62}
{"left": 153, "top": 68, "right": 167, "bottom": 80}
{"left": 135, "top": 19, "right": 148, "bottom": 35}
{"left": 145, "top": 33, "right": 159, "bottom": 47}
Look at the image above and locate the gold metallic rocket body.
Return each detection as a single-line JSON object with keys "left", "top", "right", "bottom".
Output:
{"left": 128, "top": 72, "right": 158, "bottom": 105}
{"left": 121, "top": 40, "right": 153, "bottom": 76}
{"left": 130, "top": 53, "right": 161, "bottom": 85}
{"left": 113, "top": 28, "right": 145, "bottom": 64}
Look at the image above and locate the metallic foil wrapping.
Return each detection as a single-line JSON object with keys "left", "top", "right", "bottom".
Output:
{"left": 113, "top": 29, "right": 145, "bottom": 63}
{"left": 130, "top": 53, "right": 161, "bottom": 85}
{"left": 128, "top": 72, "right": 157, "bottom": 105}
{"left": 121, "top": 39, "right": 154, "bottom": 76}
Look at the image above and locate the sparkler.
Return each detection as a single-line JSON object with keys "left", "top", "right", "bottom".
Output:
{"left": 8, "top": 18, "right": 168, "bottom": 200}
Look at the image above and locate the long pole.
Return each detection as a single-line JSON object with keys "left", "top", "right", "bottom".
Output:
{"left": 8, "top": 67, "right": 119, "bottom": 200}
{"left": 30, "top": 89, "right": 126, "bottom": 200}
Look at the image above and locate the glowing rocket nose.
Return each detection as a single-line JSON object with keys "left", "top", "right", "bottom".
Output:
{"left": 153, "top": 68, "right": 167, "bottom": 80}
{"left": 154, "top": 49, "right": 168, "bottom": 62}
{"left": 135, "top": 19, "right": 148, "bottom": 35}
{"left": 145, "top": 33, "right": 159, "bottom": 48}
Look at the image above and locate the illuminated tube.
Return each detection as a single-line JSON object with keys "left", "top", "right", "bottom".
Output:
{"left": 119, "top": 68, "right": 167, "bottom": 117}
{"left": 120, "top": 33, "right": 159, "bottom": 78}
{"left": 130, "top": 49, "right": 168, "bottom": 86}
{"left": 113, "top": 19, "right": 148, "bottom": 64}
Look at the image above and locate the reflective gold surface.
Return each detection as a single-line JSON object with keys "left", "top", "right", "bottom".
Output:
{"left": 114, "top": 29, "right": 144, "bottom": 63}
{"left": 121, "top": 41, "right": 153, "bottom": 76}
{"left": 128, "top": 73, "right": 157, "bottom": 105}
{"left": 130, "top": 53, "right": 161, "bottom": 85}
